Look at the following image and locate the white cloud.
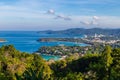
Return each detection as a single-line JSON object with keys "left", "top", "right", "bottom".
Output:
{"left": 0, "top": 15, "right": 120, "bottom": 30}
{"left": 55, "top": 14, "right": 71, "bottom": 21}
{"left": 64, "top": 16, "right": 71, "bottom": 21}
{"left": 93, "top": 16, "right": 99, "bottom": 20}
{"left": 55, "top": 14, "right": 65, "bottom": 19}
{"left": 80, "top": 21, "right": 91, "bottom": 25}
{"left": 80, "top": 16, "right": 99, "bottom": 26}
{"left": 0, "top": 0, "right": 120, "bottom": 30}
{"left": 91, "top": 20, "right": 98, "bottom": 25}
{"left": 47, "top": 9, "right": 55, "bottom": 15}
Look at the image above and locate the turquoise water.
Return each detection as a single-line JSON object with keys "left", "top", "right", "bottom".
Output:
{"left": 41, "top": 54, "right": 61, "bottom": 60}
{"left": 0, "top": 31, "right": 87, "bottom": 60}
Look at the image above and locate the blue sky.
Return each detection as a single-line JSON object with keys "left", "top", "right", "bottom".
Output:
{"left": 0, "top": 0, "right": 120, "bottom": 30}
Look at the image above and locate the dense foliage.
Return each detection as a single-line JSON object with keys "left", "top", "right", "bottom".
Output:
{"left": 38, "top": 45, "right": 104, "bottom": 56}
{"left": 0, "top": 45, "right": 120, "bottom": 80}
{"left": 0, "top": 45, "right": 52, "bottom": 80}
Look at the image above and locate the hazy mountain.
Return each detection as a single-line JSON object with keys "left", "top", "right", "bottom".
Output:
{"left": 38, "top": 28, "right": 120, "bottom": 37}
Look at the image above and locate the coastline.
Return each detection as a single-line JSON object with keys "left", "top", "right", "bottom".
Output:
{"left": 37, "top": 38, "right": 93, "bottom": 46}
{"left": 34, "top": 52, "right": 66, "bottom": 60}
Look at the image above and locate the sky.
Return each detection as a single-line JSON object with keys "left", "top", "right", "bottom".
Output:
{"left": 0, "top": 0, "right": 120, "bottom": 30}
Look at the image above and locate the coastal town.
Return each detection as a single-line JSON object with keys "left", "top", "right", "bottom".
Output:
{"left": 83, "top": 33, "right": 120, "bottom": 44}
{"left": 0, "top": 0, "right": 120, "bottom": 79}
{"left": 38, "top": 33, "right": 120, "bottom": 47}
{"left": 0, "top": 32, "right": 120, "bottom": 59}
{"left": 36, "top": 33, "right": 120, "bottom": 59}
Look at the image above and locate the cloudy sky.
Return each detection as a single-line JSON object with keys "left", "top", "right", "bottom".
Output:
{"left": 0, "top": 0, "right": 120, "bottom": 30}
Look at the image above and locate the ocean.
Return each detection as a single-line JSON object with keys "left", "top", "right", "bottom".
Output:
{"left": 0, "top": 31, "right": 88, "bottom": 60}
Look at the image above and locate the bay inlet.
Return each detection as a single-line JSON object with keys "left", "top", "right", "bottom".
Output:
{"left": 0, "top": 31, "right": 88, "bottom": 60}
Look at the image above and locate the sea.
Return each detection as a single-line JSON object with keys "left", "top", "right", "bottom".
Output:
{"left": 0, "top": 31, "right": 88, "bottom": 60}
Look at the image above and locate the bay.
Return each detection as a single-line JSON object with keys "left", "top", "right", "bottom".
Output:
{"left": 0, "top": 31, "right": 87, "bottom": 60}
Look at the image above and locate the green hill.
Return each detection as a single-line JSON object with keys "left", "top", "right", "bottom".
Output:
{"left": 0, "top": 45, "right": 120, "bottom": 80}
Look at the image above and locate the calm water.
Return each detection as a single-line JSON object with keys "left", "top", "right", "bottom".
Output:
{"left": 0, "top": 31, "right": 87, "bottom": 60}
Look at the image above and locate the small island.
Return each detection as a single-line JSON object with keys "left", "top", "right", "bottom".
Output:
{"left": 0, "top": 39, "right": 7, "bottom": 43}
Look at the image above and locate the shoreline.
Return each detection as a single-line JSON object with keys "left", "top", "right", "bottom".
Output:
{"left": 37, "top": 38, "right": 94, "bottom": 46}
{"left": 34, "top": 52, "right": 67, "bottom": 60}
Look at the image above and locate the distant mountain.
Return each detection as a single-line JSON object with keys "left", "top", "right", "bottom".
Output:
{"left": 38, "top": 28, "right": 120, "bottom": 37}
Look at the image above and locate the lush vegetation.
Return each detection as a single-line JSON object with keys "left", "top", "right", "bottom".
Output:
{"left": 0, "top": 45, "right": 52, "bottom": 80}
{"left": 0, "top": 45, "right": 120, "bottom": 80}
{"left": 38, "top": 45, "right": 104, "bottom": 56}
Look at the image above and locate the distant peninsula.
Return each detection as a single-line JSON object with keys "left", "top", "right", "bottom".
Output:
{"left": 38, "top": 38, "right": 83, "bottom": 42}
{"left": 37, "top": 28, "right": 120, "bottom": 48}
{"left": 37, "top": 38, "right": 93, "bottom": 45}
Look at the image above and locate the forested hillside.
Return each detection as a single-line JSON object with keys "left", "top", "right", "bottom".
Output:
{"left": 0, "top": 45, "right": 120, "bottom": 80}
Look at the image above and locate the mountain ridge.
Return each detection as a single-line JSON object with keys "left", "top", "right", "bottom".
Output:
{"left": 38, "top": 28, "right": 120, "bottom": 37}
